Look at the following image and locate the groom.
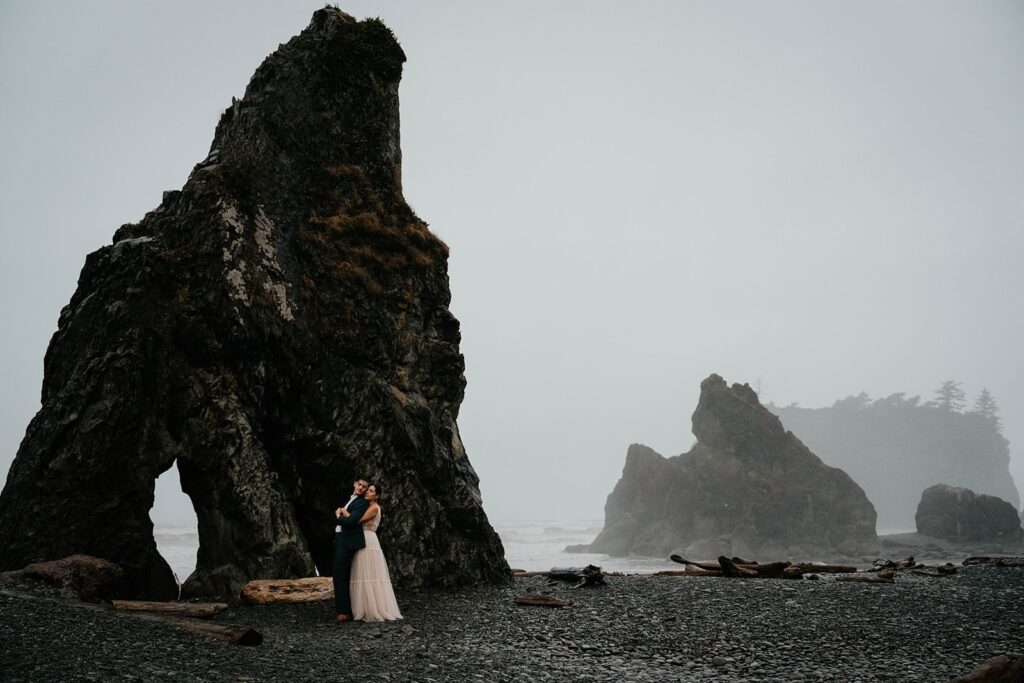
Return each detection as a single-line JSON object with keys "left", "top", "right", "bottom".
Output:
{"left": 333, "top": 477, "right": 370, "bottom": 623}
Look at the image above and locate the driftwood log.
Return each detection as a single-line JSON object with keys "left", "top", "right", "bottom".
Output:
{"left": 171, "top": 618, "right": 263, "bottom": 645}
{"left": 793, "top": 563, "right": 857, "bottom": 574}
{"left": 717, "top": 556, "right": 758, "bottom": 577}
{"left": 911, "top": 568, "right": 953, "bottom": 578}
{"left": 654, "top": 568, "right": 723, "bottom": 577}
{"left": 516, "top": 594, "right": 572, "bottom": 607}
{"left": 670, "top": 556, "right": 742, "bottom": 572}
{"left": 239, "top": 577, "right": 333, "bottom": 605}
{"left": 112, "top": 600, "right": 228, "bottom": 618}
{"left": 871, "top": 557, "right": 962, "bottom": 577}
{"left": 512, "top": 566, "right": 606, "bottom": 588}
{"left": 872, "top": 556, "right": 916, "bottom": 571}
{"left": 963, "top": 556, "right": 1024, "bottom": 567}
{"left": 836, "top": 569, "right": 895, "bottom": 584}
{"left": 547, "top": 566, "right": 606, "bottom": 588}
{"left": 123, "top": 610, "right": 263, "bottom": 645}
{"left": 0, "top": 588, "right": 262, "bottom": 646}
{"left": 669, "top": 556, "right": 856, "bottom": 579}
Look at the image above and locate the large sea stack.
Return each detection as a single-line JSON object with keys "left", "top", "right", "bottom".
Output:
{"left": 584, "top": 375, "right": 878, "bottom": 560}
{"left": 0, "top": 8, "right": 508, "bottom": 599}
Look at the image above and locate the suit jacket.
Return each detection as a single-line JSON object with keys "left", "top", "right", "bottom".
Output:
{"left": 335, "top": 496, "right": 369, "bottom": 550}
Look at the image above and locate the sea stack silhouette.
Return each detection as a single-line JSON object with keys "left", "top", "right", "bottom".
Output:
{"left": 581, "top": 374, "right": 878, "bottom": 560}
{"left": 0, "top": 8, "right": 509, "bottom": 599}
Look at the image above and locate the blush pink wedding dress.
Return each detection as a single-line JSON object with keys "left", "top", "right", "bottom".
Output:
{"left": 350, "top": 506, "right": 403, "bottom": 621}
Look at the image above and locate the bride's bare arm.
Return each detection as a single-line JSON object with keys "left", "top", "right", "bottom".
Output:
{"left": 357, "top": 503, "right": 379, "bottom": 524}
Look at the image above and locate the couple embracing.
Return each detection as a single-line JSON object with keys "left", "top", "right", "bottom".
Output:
{"left": 332, "top": 478, "right": 402, "bottom": 623}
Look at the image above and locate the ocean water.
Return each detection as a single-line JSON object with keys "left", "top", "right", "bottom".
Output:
{"left": 154, "top": 525, "right": 203, "bottom": 585}
{"left": 153, "top": 518, "right": 681, "bottom": 584}
{"left": 495, "top": 519, "right": 680, "bottom": 573}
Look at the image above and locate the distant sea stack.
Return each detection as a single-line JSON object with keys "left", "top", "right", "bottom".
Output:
{"left": 0, "top": 8, "right": 508, "bottom": 599}
{"left": 916, "top": 484, "right": 1024, "bottom": 542}
{"left": 771, "top": 394, "right": 1019, "bottom": 530}
{"left": 582, "top": 375, "right": 877, "bottom": 560}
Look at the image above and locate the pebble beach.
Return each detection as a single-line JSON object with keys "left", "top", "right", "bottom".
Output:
{"left": 3, "top": 565, "right": 1022, "bottom": 682}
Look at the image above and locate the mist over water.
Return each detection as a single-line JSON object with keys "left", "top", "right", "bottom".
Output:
{"left": 153, "top": 520, "right": 682, "bottom": 583}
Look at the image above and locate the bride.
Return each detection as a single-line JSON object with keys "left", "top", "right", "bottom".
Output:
{"left": 338, "top": 483, "right": 403, "bottom": 621}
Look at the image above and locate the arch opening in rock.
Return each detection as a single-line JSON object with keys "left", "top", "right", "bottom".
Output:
{"left": 150, "top": 460, "right": 199, "bottom": 592}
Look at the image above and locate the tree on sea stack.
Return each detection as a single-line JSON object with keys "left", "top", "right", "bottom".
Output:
{"left": 970, "top": 388, "right": 1002, "bottom": 431}
{"left": 932, "top": 380, "right": 966, "bottom": 412}
{"left": 0, "top": 8, "right": 509, "bottom": 600}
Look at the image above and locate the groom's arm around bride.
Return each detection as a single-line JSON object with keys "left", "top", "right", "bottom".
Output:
{"left": 332, "top": 479, "right": 370, "bottom": 622}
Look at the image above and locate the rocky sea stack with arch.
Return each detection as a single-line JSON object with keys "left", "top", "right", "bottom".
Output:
{"left": 0, "top": 8, "right": 508, "bottom": 600}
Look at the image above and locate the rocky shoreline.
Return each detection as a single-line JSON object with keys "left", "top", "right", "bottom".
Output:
{"left": 3, "top": 567, "right": 1022, "bottom": 682}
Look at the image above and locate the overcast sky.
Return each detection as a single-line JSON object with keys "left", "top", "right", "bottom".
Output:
{"left": 2, "top": 1, "right": 1022, "bottom": 526}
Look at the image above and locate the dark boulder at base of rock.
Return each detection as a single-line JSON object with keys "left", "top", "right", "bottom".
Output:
{"left": 0, "top": 8, "right": 508, "bottom": 600}
{"left": 0, "top": 555, "right": 125, "bottom": 602}
{"left": 916, "top": 484, "right": 1024, "bottom": 542}
{"left": 584, "top": 374, "right": 878, "bottom": 561}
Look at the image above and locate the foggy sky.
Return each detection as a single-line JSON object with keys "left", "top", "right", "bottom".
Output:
{"left": 2, "top": 1, "right": 1022, "bottom": 526}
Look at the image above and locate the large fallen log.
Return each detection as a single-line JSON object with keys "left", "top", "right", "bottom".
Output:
{"left": 546, "top": 566, "right": 606, "bottom": 588}
{"left": 112, "top": 600, "right": 227, "bottom": 619}
{"left": 239, "top": 577, "right": 333, "bottom": 605}
{"left": 516, "top": 594, "right": 572, "bottom": 607}
{"left": 670, "top": 555, "right": 857, "bottom": 577}
{"left": 512, "top": 566, "right": 606, "bottom": 587}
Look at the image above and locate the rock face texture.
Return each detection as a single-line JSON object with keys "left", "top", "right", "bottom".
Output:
{"left": 915, "top": 485, "right": 1024, "bottom": 542}
{"left": 585, "top": 375, "right": 877, "bottom": 559}
{"left": 0, "top": 8, "right": 508, "bottom": 599}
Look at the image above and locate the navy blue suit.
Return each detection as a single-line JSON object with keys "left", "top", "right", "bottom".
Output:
{"left": 333, "top": 496, "right": 368, "bottom": 616}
